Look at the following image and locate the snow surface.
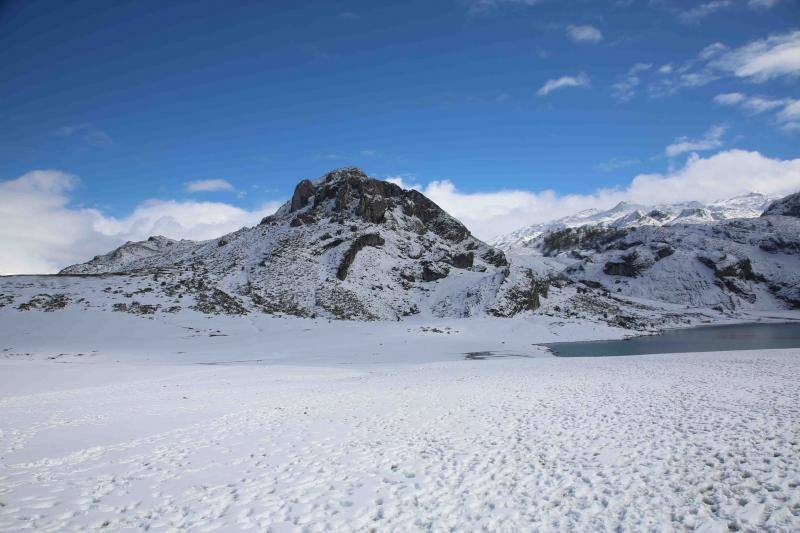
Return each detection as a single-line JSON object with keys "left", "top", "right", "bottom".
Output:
{"left": 1, "top": 311, "right": 799, "bottom": 531}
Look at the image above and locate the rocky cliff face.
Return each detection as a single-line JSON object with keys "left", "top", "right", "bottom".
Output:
{"left": 54, "top": 168, "right": 543, "bottom": 320}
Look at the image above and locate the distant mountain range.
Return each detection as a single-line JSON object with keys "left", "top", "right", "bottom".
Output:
{"left": 492, "top": 192, "right": 776, "bottom": 250}
{"left": 1, "top": 169, "right": 798, "bottom": 329}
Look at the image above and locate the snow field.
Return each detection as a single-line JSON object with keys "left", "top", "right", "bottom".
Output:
{"left": 1, "top": 349, "right": 798, "bottom": 531}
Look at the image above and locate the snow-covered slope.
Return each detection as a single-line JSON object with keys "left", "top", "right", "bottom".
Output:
{"left": 12, "top": 168, "right": 543, "bottom": 320}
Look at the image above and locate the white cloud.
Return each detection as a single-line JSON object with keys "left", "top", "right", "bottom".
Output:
{"left": 678, "top": 1, "right": 733, "bottom": 24}
{"left": 712, "top": 30, "right": 800, "bottom": 81}
{"left": 0, "top": 171, "right": 282, "bottom": 275}
{"left": 658, "top": 64, "right": 673, "bottom": 74}
{"left": 185, "top": 179, "right": 235, "bottom": 193}
{"left": 713, "top": 92, "right": 746, "bottom": 105}
{"left": 537, "top": 73, "right": 590, "bottom": 96}
{"left": 566, "top": 25, "right": 603, "bottom": 43}
{"left": 411, "top": 150, "right": 800, "bottom": 240}
{"left": 665, "top": 125, "right": 727, "bottom": 157}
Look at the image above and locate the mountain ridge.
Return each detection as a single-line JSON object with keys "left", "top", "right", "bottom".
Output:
{"left": 2, "top": 170, "right": 798, "bottom": 328}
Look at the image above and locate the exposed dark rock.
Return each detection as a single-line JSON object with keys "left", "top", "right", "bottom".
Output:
{"left": 758, "top": 236, "right": 800, "bottom": 254}
{"left": 716, "top": 257, "right": 766, "bottom": 283}
{"left": 489, "top": 270, "right": 548, "bottom": 317}
{"left": 290, "top": 179, "right": 315, "bottom": 212}
{"left": 481, "top": 248, "right": 509, "bottom": 267}
{"left": 421, "top": 262, "right": 450, "bottom": 282}
{"left": 762, "top": 191, "right": 800, "bottom": 218}
{"left": 647, "top": 209, "right": 671, "bottom": 221}
{"left": 300, "top": 168, "right": 471, "bottom": 243}
{"left": 191, "top": 288, "right": 249, "bottom": 315}
{"left": 448, "top": 252, "right": 474, "bottom": 269}
{"left": 697, "top": 256, "right": 716, "bottom": 270}
{"left": 17, "top": 294, "right": 70, "bottom": 312}
{"left": 542, "top": 226, "right": 628, "bottom": 256}
{"left": 603, "top": 252, "right": 647, "bottom": 277}
{"left": 317, "top": 238, "right": 345, "bottom": 254}
{"left": 315, "top": 285, "right": 379, "bottom": 320}
{"left": 336, "top": 233, "right": 386, "bottom": 281}
{"left": 112, "top": 301, "right": 160, "bottom": 315}
{"left": 654, "top": 245, "right": 674, "bottom": 261}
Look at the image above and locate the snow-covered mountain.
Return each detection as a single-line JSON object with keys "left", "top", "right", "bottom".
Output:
{"left": 1, "top": 171, "right": 798, "bottom": 328}
{"left": 493, "top": 193, "right": 775, "bottom": 250}
{"left": 14, "top": 168, "right": 542, "bottom": 320}
{"left": 501, "top": 193, "right": 800, "bottom": 313}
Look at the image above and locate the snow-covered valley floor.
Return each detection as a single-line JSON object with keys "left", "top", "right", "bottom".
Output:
{"left": 1, "top": 314, "right": 799, "bottom": 531}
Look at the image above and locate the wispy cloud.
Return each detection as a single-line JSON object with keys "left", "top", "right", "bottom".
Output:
{"left": 566, "top": 25, "right": 603, "bottom": 43}
{"left": 715, "top": 92, "right": 800, "bottom": 130}
{"left": 665, "top": 125, "right": 727, "bottom": 157}
{"left": 643, "top": 30, "right": 799, "bottom": 99}
{"left": 537, "top": 73, "right": 590, "bottom": 96}
{"left": 54, "top": 123, "right": 113, "bottom": 148}
{"left": 678, "top": 0, "right": 733, "bottom": 24}
{"left": 711, "top": 30, "right": 800, "bottom": 81}
{"left": 612, "top": 63, "right": 652, "bottom": 101}
{"left": 185, "top": 179, "right": 235, "bottom": 193}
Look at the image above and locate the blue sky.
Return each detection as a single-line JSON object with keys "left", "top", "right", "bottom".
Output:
{"left": 1, "top": 0, "right": 800, "bottom": 273}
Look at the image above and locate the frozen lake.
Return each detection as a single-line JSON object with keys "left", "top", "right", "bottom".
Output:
{"left": 544, "top": 322, "right": 800, "bottom": 357}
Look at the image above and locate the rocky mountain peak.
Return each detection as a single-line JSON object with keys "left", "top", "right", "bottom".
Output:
{"left": 274, "top": 167, "right": 471, "bottom": 244}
